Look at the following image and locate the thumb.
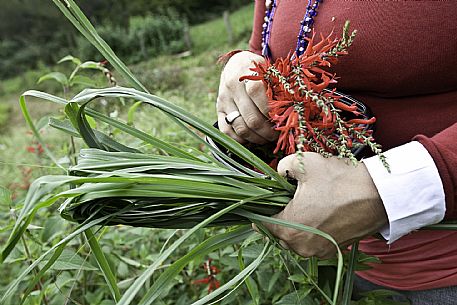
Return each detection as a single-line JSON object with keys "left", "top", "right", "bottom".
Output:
{"left": 277, "top": 154, "right": 306, "bottom": 181}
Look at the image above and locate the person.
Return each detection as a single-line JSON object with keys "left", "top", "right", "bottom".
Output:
{"left": 216, "top": 1, "right": 457, "bottom": 304}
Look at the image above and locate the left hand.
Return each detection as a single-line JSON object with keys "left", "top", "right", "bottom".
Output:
{"left": 262, "top": 153, "right": 388, "bottom": 259}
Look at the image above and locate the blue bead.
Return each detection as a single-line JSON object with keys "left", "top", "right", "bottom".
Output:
{"left": 309, "top": 9, "right": 317, "bottom": 16}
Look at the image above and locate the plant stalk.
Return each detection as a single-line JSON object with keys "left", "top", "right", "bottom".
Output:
{"left": 20, "top": 236, "right": 50, "bottom": 305}
{"left": 341, "top": 241, "right": 359, "bottom": 305}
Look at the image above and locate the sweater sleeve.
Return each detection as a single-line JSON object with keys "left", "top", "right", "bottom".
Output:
{"left": 248, "top": 0, "right": 265, "bottom": 55}
{"left": 415, "top": 123, "right": 457, "bottom": 219}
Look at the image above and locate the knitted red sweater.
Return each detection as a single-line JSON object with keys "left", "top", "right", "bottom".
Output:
{"left": 249, "top": 0, "right": 457, "bottom": 290}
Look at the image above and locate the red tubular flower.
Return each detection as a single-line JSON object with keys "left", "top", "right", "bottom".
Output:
{"left": 193, "top": 259, "right": 222, "bottom": 293}
{"left": 240, "top": 25, "right": 376, "bottom": 159}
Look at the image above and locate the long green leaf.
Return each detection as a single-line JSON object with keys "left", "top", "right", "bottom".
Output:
{"left": 19, "top": 96, "right": 66, "bottom": 171}
{"left": 342, "top": 241, "right": 359, "bottom": 305}
{"left": 85, "top": 228, "right": 121, "bottom": 301}
{"left": 52, "top": 0, "right": 147, "bottom": 92}
{"left": 238, "top": 247, "right": 260, "bottom": 305}
{"left": 22, "top": 90, "right": 197, "bottom": 159}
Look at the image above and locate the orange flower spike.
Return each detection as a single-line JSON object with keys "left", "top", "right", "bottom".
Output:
{"left": 287, "top": 133, "right": 297, "bottom": 154}
{"left": 303, "top": 68, "right": 316, "bottom": 79}
{"left": 274, "top": 131, "right": 288, "bottom": 154}
{"left": 304, "top": 32, "right": 316, "bottom": 56}
{"left": 309, "top": 66, "right": 333, "bottom": 77}
{"left": 299, "top": 54, "right": 320, "bottom": 67}
{"left": 312, "top": 31, "right": 334, "bottom": 54}
{"left": 333, "top": 101, "right": 358, "bottom": 112}
{"left": 239, "top": 75, "right": 263, "bottom": 82}
{"left": 347, "top": 117, "right": 376, "bottom": 125}
{"left": 288, "top": 111, "right": 298, "bottom": 128}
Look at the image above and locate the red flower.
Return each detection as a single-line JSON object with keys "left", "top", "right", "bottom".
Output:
{"left": 192, "top": 259, "right": 221, "bottom": 293}
{"left": 239, "top": 25, "right": 378, "bottom": 161}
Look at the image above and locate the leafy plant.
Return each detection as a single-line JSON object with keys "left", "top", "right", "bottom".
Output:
{"left": 38, "top": 55, "right": 116, "bottom": 95}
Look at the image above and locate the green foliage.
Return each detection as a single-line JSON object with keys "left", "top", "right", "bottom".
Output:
{"left": 76, "top": 12, "right": 188, "bottom": 64}
{"left": 38, "top": 54, "right": 115, "bottom": 93}
{"left": 0, "top": 0, "right": 248, "bottom": 79}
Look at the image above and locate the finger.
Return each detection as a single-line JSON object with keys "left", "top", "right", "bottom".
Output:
{"left": 230, "top": 114, "right": 269, "bottom": 144}
{"left": 277, "top": 154, "right": 307, "bottom": 181}
{"left": 278, "top": 239, "right": 290, "bottom": 250}
{"left": 261, "top": 210, "right": 289, "bottom": 240}
{"left": 245, "top": 80, "right": 269, "bottom": 117}
{"left": 233, "top": 91, "right": 276, "bottom": 141}
{"left": 251, "top": 223, "right": 258, "bottom": 232}
{"left": 284, "top": 235, "right": 335, "bottom": 259}
{"left": 218, "top": 97, "right": 268, "bottom": 144}
{"left": 217, "top": 112, "right": 247, "bottom": 144}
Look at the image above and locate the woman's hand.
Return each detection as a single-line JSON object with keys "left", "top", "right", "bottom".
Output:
{"left": 263, "top": 153, "right": 388, "bottom": 259}
{"left": 217, "top": 51, "right": 277, "bottom": 144}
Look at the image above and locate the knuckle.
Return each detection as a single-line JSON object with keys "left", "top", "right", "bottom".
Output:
{"left": 218, "top": 122, "right": 231, "bottom": 134}
{"left": 245, "top": 115, "right": 264, "bottom": 129}
{"left": 216, "top": 96, "right": 227, "bottom": 110}
{"left": 246, "top": 82, "right": 264, "bottom": 97}
{"left": 225, "top": 79, "right": 240, "bottom": 91}
{"left": 234, "top": 124, "right": 249, "bottom": 137}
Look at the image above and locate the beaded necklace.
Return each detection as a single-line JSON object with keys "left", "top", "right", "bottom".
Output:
{"left": 261, "top": 0, "right": 322, "bottom": 59}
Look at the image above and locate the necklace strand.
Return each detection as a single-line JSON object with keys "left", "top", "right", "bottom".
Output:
{"left": 261, "top": 0, "right": 322, "bottom": 59}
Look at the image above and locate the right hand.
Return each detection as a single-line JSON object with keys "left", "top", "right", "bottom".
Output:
{"left": 217, "top": 51, "right": 277, "bottom": 144}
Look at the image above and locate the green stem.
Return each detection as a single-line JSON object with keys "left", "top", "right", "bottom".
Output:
{"left": 341, "top": 241, "right": 359, "bottom": 305}
{"left": 84, "top": 228, "right": 121, "bottom": 302}
{"left": 21, "top": 236, "right": 50, "bottom": 305}
{"left": 308, "top": 256, "right": 318, "bottom": 282}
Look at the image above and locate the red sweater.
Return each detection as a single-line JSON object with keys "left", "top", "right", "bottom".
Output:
{"left": 249, "top": 0, "right": 457, "bottom": 290}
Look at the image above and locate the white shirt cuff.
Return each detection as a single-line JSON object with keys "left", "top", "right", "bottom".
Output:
{"left": 362, "top": 141, "right": 446, "bottom": 244}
